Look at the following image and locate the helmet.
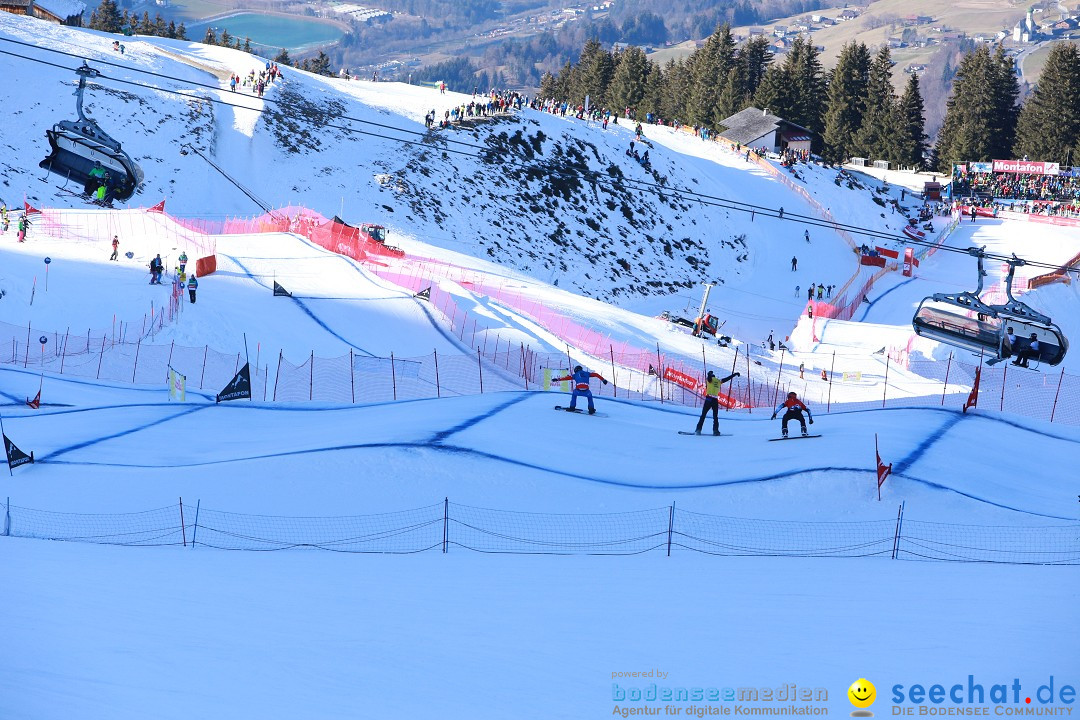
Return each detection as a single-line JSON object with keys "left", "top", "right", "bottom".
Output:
{"left": 574, "top": 365, "right": 583, "bottom": 372}
{"left": 788, "top": 391, "right": 797, "bottom": 398}
{"left": 707, "top": 370, "right": 715, "bottom": 379}
{"left": 1030, "top": 333, "right": 1038, "bottom": 339}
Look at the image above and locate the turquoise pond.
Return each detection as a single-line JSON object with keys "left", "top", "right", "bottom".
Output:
{"left": 187, "top": 13, "right": 344, "bottom": 53}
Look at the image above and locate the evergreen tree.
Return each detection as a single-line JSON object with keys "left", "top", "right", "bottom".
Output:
{"left": 608, "top": 46, "right": 648, "bottom": 117}
{"left": 120, "top": 9, "right": 130, "bottom": 31}
{"left": 854, "top": 45, "right": 897, "bottom": 161}
{"left": 895, "top": 72, "right": 928, "bottom": 168}
{"left": 538, "top": 71, "right": 558, "bottom": 100}
{"left": 1014, "top": 43, "right": 1080, "bottom": 164}
{"left": 822, "top": 42, "right": 871, "bottom": 164}
{"left": 275, "top": 48, "right": 293, "bottom": 66}
{"left": 572, "top": 39, "right": 614, "bottom": 107}
{"left": 139, "top": 11, "right": 152, "bottom": 34}
{"left": 686, "top": 23, "right": 736, "bottom": 126}
{"left": 154, "top": 13, "right": 167, "bottom": 37}
{"left": 243, "top": 37, "right": 252, "bottom": 54}
{"left": 641, "top": 60, "right": 666, "bottom": 120}
{"left": 989, "top": 44, "right": 1021, "bottom": 160}
{"left": 716, "top": 65, "right": 747, "bottom": 122}
{"left": 203, "top": 28, "right": 217, "bottom": 45}
{"left": 90, "top": 0, "right": 122, "bottom": 33}
{"left": 753, "top": 64, "right": 793, "bottom": 120}
{"left": 933, "top": 45, "right": 1020, "bottom": 170}
{"left": 662, "top": 58, "right": 691, "bottom": 123}
{"left": 88, "top": 8, "right": 99, "bottom": 29}
{"left": 312, "top": 51, "right": 332, "bottom": 76}
{"left": 738, "top": 35, "right": 773, "bottom": 99}
{"left": 787, "top": 36, "right": 826, "bottom": 138}
{"left": 300, "top": 58, "right": 311, "bottom": 73}
{"left": 166, "top": 19, "right": 176, "bottom": 39}
{"left": 220, "top": 28, "right": 232, "bottom": 47}
{"left": 176, "top": 22, "right": 187, "bottom": 40}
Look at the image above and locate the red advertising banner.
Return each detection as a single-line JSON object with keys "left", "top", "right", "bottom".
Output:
{"left": 992, "top": 159, "right": 1060, "bottom": 175}
{"left": 664, "top": 366, "right": 704, "bottom": 396}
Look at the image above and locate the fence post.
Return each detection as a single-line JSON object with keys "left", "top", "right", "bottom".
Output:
{"left": 191, "top": 499, "right": 200, "bottom": 548}
{"left": 434, "top": 349, "right": 441, "bottom": 398}
{"left": 23, "top": 321, "right": 30, "bottom": 368}
{"left": 96, "top": 336, "right": 106, "bottom": 379}
{"left": 60, "top": 328, "right": 69, "bottom": 374}
{"left": 179, "top": 496, "right": 187, "bottom": 547}
{"left": 745, "top": 347, "right": 753, "bottom": 412}
{"left": 442, "top": 497, "right": 448, "bottom": 554}
{"left": 350, "top": 349, "right": 355, "bottom": 403}
{"left": 941, "top": 352, "right": 953, "bottom": 405}
{"left": 772, "top": 348, "right": 785, "bottom": 407}
{"left": 1000, "top": 362, "right": 1008, "bottom": 412}
{"left": 827, "top": 351, "right": 836, "bottom": 413}
{"left": 309, "top": 351, "right": 314, "bottom": 401}
{"left": 273, "top": 351, "right": 282, "bottom": 401}
{"left": 1050, "top": 367, "right": 1065, "bottom": 423}
{"left": 521, "top": 343, "right": 528, "bottom": 391}
{"left": 131, "top": 338, "right": 141, "bottom": 383}
{"left": 477, "top": 348, "right": 484, "bottom": 393}
{"left": 390, "top": 352, "right": 397, "bottom": 401}
{"left": 656, "top": 342, "right": 663, "bottom": 404}
{"left": 608, "top": 345, "right": 618, "bottom": 399}
{"left": 264, "top": 364, "right": 269, "bottom": 401}
{"left": 200, "top": 345, "right": 208, "bottom": 389}
{"left": 881, "top": 353, "right": 889, "bottom": 408}
{"left": 3, "top": 496, "right": 9, "bottom": 537}
{"left": 891, "top": 501, "right": 905, "bottom": 560}
{"left": 666, "top": 502, "right": 674, "bottom": 557}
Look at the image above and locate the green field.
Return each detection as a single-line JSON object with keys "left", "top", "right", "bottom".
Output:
{"left": 186, "top": 12, "right": 345, "bottom": 52}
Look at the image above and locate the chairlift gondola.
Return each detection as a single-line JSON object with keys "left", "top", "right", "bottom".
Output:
{"left": 912, "top": 248, "right": 1068, "bottom": 366}
{"left": 39, "top": 62, "right": 143, "bottom": 202}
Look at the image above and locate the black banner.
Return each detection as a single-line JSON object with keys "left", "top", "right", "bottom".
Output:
{"left": 4, "top": 434, "right": 33, "bottom": 469}
{"left": 273, "top": 281, "right": 292, "bottom": 297}
{"left": 216, "top": 363, "right": 252, "bottom": 403}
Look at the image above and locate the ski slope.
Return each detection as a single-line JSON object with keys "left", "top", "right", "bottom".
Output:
{"left": 0, "top": 12, "right": 1078, "bottom": 720}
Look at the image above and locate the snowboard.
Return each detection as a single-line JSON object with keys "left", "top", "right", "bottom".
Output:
{"left": 554, "top": 405, "right": 607, "bottom": 417}
{"left": 768, "top": 434, "right": 821, "bottom": 441}
{"left": 677, "top": 431, "right": 727, "bottom": 437}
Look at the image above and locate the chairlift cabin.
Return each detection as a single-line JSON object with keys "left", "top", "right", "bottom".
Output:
{"left": 911, "top": 249, "right": 1069, "bottom": 366}
{"left": 39, "top": 63, "right": 143, "bottom": 202}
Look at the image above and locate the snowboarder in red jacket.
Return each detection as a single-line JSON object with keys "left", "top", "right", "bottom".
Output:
{"left": 772, "top": 391, "right": 813, "bottom": 437}
{"left": 552, "top": 365, "right": 607, "bottom": 414}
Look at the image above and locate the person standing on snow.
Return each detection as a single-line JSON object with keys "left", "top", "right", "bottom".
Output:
{"left": 178, "top": 251, "right": 188, "bottom": 273}
{"left": 772, "top": 391, "right": 814, "bottom": 438}
{"left": 149, "top": 254, "right": 164, "bottom": 284}
{"left": 804, "top": 229, "right": 810, "bottom": 243}
{"left": 551, "top": 365, "right": 607, "bottom": 414}
{"left": 17, "top": 213, "right": 29, "bottom": 243}
{"left": 791, "top": 256, "right": 798, "bottom": 271}
{"left": 694, "top": 370, "right": 740, "bottom": 435}
{"left": 110, "top": 235, "right": 119, "bottom": 261}
{"left": 187, "top": 274, "right": 198, "bottom": 304}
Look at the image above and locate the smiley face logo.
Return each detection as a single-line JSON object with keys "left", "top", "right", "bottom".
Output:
{"left": 848, "top": 678, "right": 876, "bottom": 713}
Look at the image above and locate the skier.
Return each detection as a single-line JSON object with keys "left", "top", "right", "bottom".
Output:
{"left": 149, "top": 254, "right": 164, "bottom": 284}
{"left": 110, "top": 235, "right": 119, "bottom": 261}
{"left": 772, "top": 391, "right": 814, "bottom": 438}
{"left": 778, "top": 206, "right": 784, "bottom": 220}
{"left": 795, "top": 284, "right": 800, "bottom": 297}
{"left": 187, "top": 274, "right": 198, "bottom": 304}
{"left": 693, "top": 370, "right": 740, "bottom": 435}
{"left": 178, "top": 251, "right": 188, "bottom": 273}
{"left": 804, "top": 229, "right": 810, "bottom": 243}
{"left": 17, "top": 213, "right": 28, "bottom": 243}
{"left": 0, "top": 203, "right": 7, "bottom": 233}
{"left": 817, "top": 284, "right": 824, "bottom": 300}
{"left": 791, "top": 256, "right": 798, "bottom": 272}
{"left": 551, "top": 365, "right": 607, "bottom": 415}
{"left": 767, "top": 331, "right": 775, "bottom": 351}
{"left": 808, "top": 284, "right": 815, "bottom": 301}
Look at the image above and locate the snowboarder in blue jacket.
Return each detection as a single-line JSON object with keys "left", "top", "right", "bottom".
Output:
{"left": 552, "top": 365, "right": 607, "bottom": 414}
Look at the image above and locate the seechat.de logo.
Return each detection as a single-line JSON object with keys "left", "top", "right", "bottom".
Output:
{"left": 849, "top": 678, "right": 877, "bottom": 717}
